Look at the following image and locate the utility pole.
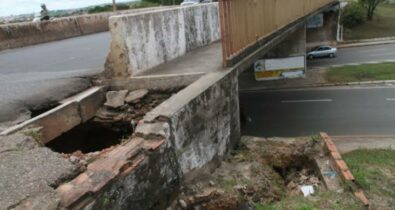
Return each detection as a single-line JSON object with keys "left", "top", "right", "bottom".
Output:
{"left": 112, "top": 0, "right": 117, "bottom": 12}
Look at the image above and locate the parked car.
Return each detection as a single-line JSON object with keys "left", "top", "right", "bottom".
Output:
{"left": 180, "top": 0, "right": 213, "bottom": 6}
{"left": 307, "top": 45, "right": 337, "bottom": 59}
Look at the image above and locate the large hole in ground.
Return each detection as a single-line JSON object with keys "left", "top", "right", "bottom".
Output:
{"left": 45, "top": 89, "right": 180, "bottom": 154}
{"left": 30, "top": 102, "right": 60, "bottom": 118}
{"left": 46, "top": 120, "right": 132, "bottom": 154}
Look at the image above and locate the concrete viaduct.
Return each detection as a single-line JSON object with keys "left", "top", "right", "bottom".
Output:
{"left": 0, "top": 0, "right": 340, "bottom": 209}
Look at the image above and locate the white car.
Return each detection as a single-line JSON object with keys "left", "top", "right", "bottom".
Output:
{"left": 180, "top": 0, "right": 213, "bottom": 6}
{"left": 307, "top": 45, "right": 337, "bottom": 59}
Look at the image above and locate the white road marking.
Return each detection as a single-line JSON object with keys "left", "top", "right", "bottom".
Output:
{"left": 281, "top": 99, "right": 333, "bottom": 103}
{"left": 368, "top": 52, "right": 395, "bottom": 57}
{"left": 386, "top": 98, "right": 395, "bottom": 101}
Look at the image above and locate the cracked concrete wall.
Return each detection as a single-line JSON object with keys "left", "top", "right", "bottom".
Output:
{"left": 103, "top": 3, "right": 220, "bottom": 78}
{"left": 167, "top": 70, "right": 240, "bottom": 173}
{"left": 0, "top": 14, "right": 107, "bottom": 51}
{"left": 143, "top": 69, "right": 240, "bottom": 174}
{"left": 0, "top": 7, "right": 172, "bottom": 51}
{"left": 55, "top": 70, "right": 240, "bottom": 210}
{"left": 85, "top": 140, "right": 181, "bottom": 210}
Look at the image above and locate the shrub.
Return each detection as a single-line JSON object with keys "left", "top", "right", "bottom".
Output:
{"left": 88, "top": 4, "right": 130, "bottom": 14}
{"left": 342, "top": 2, "right": 366, "bottom": 28}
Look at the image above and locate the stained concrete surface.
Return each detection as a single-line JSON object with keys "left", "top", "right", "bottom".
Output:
{"left": 105, "top": 3, "right": 220, "bottom": 77}
{"left": 140, "top": 42, "right": 223, "bottom": 76}
{"left": 0, "top": 133, "right": 80, "bottom": 209}
{"left": 0, "top": 32, "right": 110, "bottom": 123}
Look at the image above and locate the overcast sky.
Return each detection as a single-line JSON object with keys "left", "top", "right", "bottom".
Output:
{"left": 0, "top": 0, "right": 136, "bottom": 17}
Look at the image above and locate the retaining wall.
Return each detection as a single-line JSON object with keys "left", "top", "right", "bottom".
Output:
{"left": 56, "top": 69, "right": 240, "bottom": 209}
{"left": 104, "top": 3, "right": 220, "bottom": 78}
{"left": 0, "top": 7, "right": 169, "bottom": 51}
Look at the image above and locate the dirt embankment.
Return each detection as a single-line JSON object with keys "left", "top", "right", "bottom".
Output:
{"left": 167, "top": 136, "right": 350, "bottom": 210}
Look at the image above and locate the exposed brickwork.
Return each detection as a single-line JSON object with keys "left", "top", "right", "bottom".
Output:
{"left": 56, "top": 137, "right": 167, "bottom": 208}
{"left": 320, "top": 132, "right": 369, "bottom": 208}
{"left": 354, "top": 191, "right": 370, "bottom": 207}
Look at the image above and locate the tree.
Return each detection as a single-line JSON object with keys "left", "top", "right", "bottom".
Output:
{"left": 358, "top": 0, "right": 384, "bottom": 20}
{"left": 145, "top": 0, "right": 183, "bottom": 5}
{"left": 342, "top": 2, "right": 365, "bottom": 27}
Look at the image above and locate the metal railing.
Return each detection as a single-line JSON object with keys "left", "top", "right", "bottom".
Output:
{"left": 219, "top": 0, "right": 337, "bottom": 66}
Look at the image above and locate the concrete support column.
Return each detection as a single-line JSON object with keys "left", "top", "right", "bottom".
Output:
{"left": 264, "top": 25, "right": 307, "bottom": 58}
{"left": 306, "top": 7, "right": 339, "bottom": 50}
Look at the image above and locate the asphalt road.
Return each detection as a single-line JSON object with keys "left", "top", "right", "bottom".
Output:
{"left": 307, "top": 43, "right": 395, "bottom": 68}
{"left": 240, "top": 86, "right": 395, "bottom": 137}
{"left": 0, "top": 32, "right": 110, "bottom": 122}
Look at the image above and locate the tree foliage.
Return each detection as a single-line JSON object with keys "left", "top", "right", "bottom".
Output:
{"left": 145, "top": 0, "right": 183, "bottom": 5}
{"left": 342, "top": 2, "right": 366, "bottom": 27}
{"left": 358, "top": 0, "right": 385, "bottom": 20}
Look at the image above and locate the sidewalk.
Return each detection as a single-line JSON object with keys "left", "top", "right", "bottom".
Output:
{"left": 239, "top": 67, "right": 395, "bottom": 92}
{"left": 239, "top": 68, "right": 327, "bottom": 92}
{"left": 332, "top": 136, "right": 395, "bottom": 154}
{"left": 338, "top": 37, "right": 395, "bottom": 48}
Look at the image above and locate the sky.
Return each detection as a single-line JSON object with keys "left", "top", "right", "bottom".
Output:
{"left": 0, "top": 0, "right": 136, "bottom": 17}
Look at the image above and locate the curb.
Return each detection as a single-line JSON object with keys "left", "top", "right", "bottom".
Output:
{"left": 320, "top": 132, "right": 370, "bottom": 207}
{"left": 338, "top": 37, "right": 395, "bottom": 48}
{"left": 239, "top": 80, "right": 395, "bottom": 93}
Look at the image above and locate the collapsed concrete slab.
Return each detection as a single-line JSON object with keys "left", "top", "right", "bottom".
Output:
{"left": 0, "top": 134, "right": 81, "bottom": 210}
{"left": 55, "top": 68, "right": 240, "bottom": 209}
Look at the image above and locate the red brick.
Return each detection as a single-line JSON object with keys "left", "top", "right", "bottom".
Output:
{"left": 355, "top": 191, "right": 369, "bottom": 206}
{"left": 343, "top": 170, "right": 355, "bottom": 181}
{"left": 143, "top": 139, "right": 165, "bottom": 151}
{"left": 57, "top": 138, "right": 146, "bottom": 208}
{"left": 336, "top": 159, "right": 348, "bottom": 171}
{"left": 330, "top": 151, "right": 342, "bottom": 160}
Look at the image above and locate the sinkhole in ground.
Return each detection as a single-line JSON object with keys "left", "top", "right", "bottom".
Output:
{"left": 46, "top": 120, "right": 132, "bottom": 154}
{"left": 30, "top": 102, "right": 60, "bottom": 118}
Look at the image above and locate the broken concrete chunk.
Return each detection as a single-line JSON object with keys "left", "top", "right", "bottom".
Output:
{"left": 125, "top": 89, "right": 149, "bottom": 103}
{"left": 104, "top": 90, "right": 128, "bottom": 108}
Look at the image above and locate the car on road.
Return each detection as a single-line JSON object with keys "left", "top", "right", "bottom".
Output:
{"left": 180, "top": 0, "right": 213, "bottom": 6}
{"left": 307, "top": 45, "right": 337, "bottom": 59}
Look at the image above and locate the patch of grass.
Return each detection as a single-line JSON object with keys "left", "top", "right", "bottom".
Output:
{"left": 343, "top": 149, "right": 395, "bottom": 192}
{"left": 255, "top": 191, "right": 361, "bottom": 210}
{"left": 344, "top": 4, "right": 395, "bottom": 40}
{"left": 22, "top": 127, "right": 43, "bottom": 145}
{"left": 324, "top": 62, "right": 395, "bottom": 83}
{"left": 344, "top": 149, "right": 395, "bottom": 208}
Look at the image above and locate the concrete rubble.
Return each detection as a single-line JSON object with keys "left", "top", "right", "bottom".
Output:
{"left": 166, "top": 136, "right": 358, "bottom": 210}
{"left": 125, "top": 89, "right": 149, "bottom": 103}
{"left": 104, "top": 90, "right": 128, "bottom": 108}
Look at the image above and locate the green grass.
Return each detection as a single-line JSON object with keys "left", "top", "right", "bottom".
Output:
{"left": 344, "top": 4, "right": 395, "bottom": 40}
{"left": 254, "top": 191, "right": 361, "bottom": 210}
{"left": 343, "top": 149, "right": 395, "bottom": 202}
{"left": 324, "top": 62, "right": 395, "bottom": 83}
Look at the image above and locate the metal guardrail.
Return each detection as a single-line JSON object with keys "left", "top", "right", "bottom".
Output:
{"left": 219, "top": 0, "right": 337, "bottom": 66}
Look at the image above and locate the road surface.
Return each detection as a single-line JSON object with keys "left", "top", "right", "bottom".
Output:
{"left": 240, "top": 86, "right": 395, "bottom": 137}
{"left": 0, "top": 31, "right": 393, "bottom": 123}
{"left": 308, "top": 43, "right": 395, "bottom": 68}
{"left": 0, "top": 32, "right": 110, "bottom": 122}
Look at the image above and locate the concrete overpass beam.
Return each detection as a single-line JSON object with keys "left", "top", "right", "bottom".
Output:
{"left": 264, "top": 25, "right": 307, "bottom": 59}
